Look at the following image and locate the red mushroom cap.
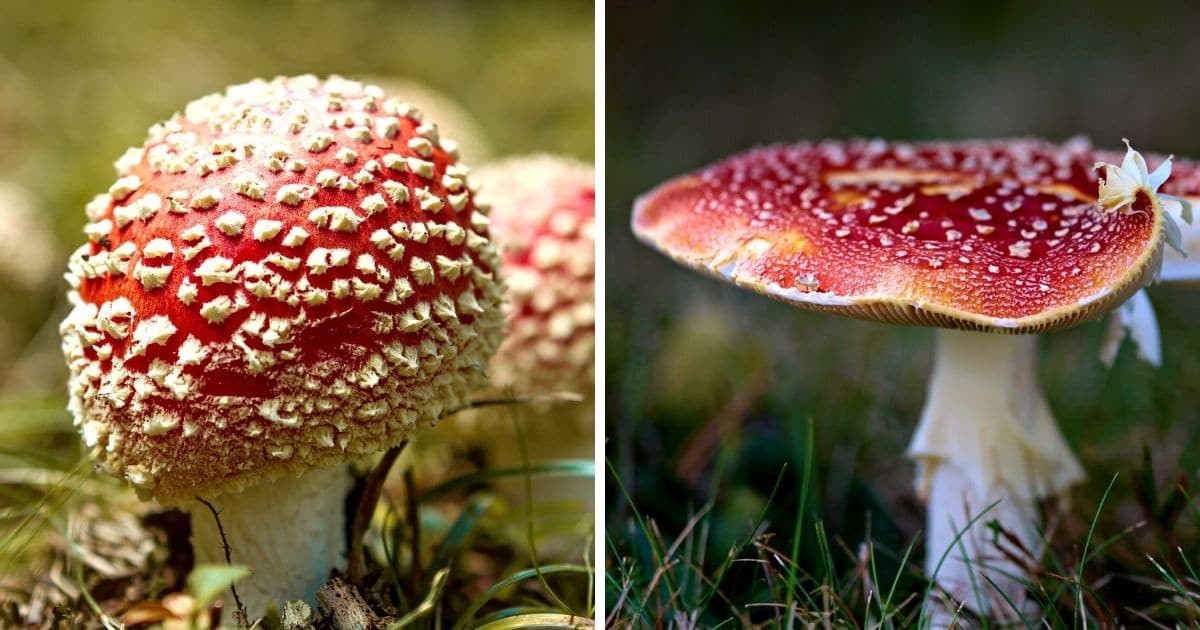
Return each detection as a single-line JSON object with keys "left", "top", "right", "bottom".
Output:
{"left": 633, "top": 139, "right": 1166, "bottom": 332}
{"left": 60, "top": 76, "right": 506, "bottom": 502}
{"left": 473, "top": 155, "right": 595, "bottom": 393}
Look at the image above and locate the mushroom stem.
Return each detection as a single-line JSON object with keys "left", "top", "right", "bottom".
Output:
{"left": 907, "top": 329, "right": 1083, "bottom": 619}
{"left": 186, "top": 464, "right": 353, "bottom": 618}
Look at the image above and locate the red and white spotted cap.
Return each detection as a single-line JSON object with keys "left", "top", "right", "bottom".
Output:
{"left": 1159, "top": 156, "right": 1200, "bottom": 200}
{"left": 472, "top": 155, "right": 595, "bottom": 393}
{"left": 633, "top": 139, "right": 1171, "bottom": 332}
{"left": 60, "top": 75, "right": 506, "bottom": 502}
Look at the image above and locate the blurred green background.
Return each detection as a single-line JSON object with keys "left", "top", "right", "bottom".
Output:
{"left": 0, "top": 0, "right": 594, "bottom": 623}
{"left": 606, "top": 0, "right": 1200, "bottom": 623}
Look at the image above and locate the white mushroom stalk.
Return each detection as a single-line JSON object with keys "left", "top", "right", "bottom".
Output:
{"left": 186, "top": 466, "right": 353, "bottom": 614}
{"left": 908, "top": 330, "right": 1082, "bottom": 619}
{"left": 911, "top": 142, "right": 1176, "bottom": 619}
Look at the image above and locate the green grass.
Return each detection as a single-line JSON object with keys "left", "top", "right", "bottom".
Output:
{"left": 356, "top": 406, "right": 596, "bottom": 629}
{"left": 0, "top": 397, "right": 595, "bottom": 629}
{"left": 368, "top": 443, "right": 594, "bottom": 627}
{"left": 605, "top": 411, "right": 1200, "bottom": 627}
{"left": 605, "top": 226, "right": 1200, "bottom": 628}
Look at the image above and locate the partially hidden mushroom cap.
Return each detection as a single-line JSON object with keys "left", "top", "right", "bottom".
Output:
{"left": 472, "top": 155, "right": 595, "bottom": 393}
{"left": 1127, "top": 151, "right": 1200, "bottom": 283}
{"left": 633, "top": 139, "right": 1168, "bottom": 333}
{"left": 59, "top": 75, "right": 506, "bottom": 502}
{"left": 1089, "top": 144, "right": 1200, "bottom": 365}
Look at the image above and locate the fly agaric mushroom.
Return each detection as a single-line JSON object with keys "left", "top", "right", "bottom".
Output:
{"left": 473, "top": 154, "right": 595, "bottom": 395}
{"left": 58, "top": 75, "right": 506, "bottom": 615}
{"left": 446, "top": 155, "right": 595, "bottom": 513}
{"left": 632, "top": 138, "right": 1176, "bottom": 617}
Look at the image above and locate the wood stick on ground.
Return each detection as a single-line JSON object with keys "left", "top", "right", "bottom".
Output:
{"left": 317, "top": 577, "right": 391, "bottom": 630}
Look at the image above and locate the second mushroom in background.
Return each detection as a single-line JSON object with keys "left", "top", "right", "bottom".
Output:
{"left": 474, "top": 154, "right": 595, "bottom": 399}
{"left": 0, "top": 182, "right": 59, "bottom": 391}
{"left": 424, "top": 155, "right": 596, "bottom": 518}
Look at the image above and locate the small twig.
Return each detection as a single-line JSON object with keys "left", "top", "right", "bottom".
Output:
{"left": 443, "top": 391, "right": 585, "bottom": 417}
{"left": 195, "top": 496, "right": 248, "bottom": 626}
{"left": 405, "top": 466, "right": 422, "bottom": 594}
{"left": 348, "top": 441, "right": 407, "bottom": 587}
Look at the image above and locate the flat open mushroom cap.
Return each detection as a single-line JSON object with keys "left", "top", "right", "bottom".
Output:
{"left": 60, "top": 76, "right": 506, "bottom": 502}
{"left": 633, "top": 139, "right": 1167, "bottom": 332}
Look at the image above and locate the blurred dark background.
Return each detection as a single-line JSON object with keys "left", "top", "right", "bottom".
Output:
{"left": 606, "top": 0, "right": 1200, "bottom": 621}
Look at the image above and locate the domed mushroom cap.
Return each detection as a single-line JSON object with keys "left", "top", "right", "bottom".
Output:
{"left": 633, "top": 139, "right": 1167, "bottom": 333}
{"left": 473, "top": 155, "right": 594, "bottom": 393}
{"left": 59, "top": 75, "right": 506, "bottom": 502}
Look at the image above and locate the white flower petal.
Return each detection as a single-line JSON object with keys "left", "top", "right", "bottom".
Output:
{"left": 1160, "top": 197, "right": 1200, "bottom": 281}
{"left": 1162, "top": 193, "right": 1193, "bottom": 224}
{"left": 1148, "top": 157, "right": 1172, "bottom": 191}
{"left": 1165, "top": 211, "right": 1186, "bottom": 257}
{"left": 1121, "top": 139, "right": 1150, "bottom": 183}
